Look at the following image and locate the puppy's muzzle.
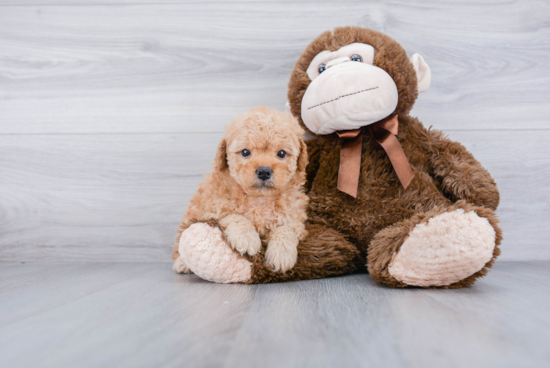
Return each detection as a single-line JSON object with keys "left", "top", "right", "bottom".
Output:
{"left": 256, "top": 167, "right": 272, "bottom": 181}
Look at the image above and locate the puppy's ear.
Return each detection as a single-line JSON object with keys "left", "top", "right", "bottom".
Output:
{"left": 214, "top": 139, "right": 228, "bottom": 172}
{"left": 296, "top": 138, "right": 309, "bottom": 176}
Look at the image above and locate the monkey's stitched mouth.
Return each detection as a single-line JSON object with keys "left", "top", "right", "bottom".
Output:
{"left": 307, "top": 86, "right": 379, "bottom": 110}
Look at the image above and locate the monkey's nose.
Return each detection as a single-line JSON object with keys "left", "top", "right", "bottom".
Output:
{"left": 256, "top": 167, "right": 272, "bottom": 181}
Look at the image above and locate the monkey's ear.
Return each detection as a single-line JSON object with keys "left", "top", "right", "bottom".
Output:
{"left": 410, "top": 54, "right": 431, "bottom": 93}
{"left": 214, "top": 139, "right": 228, "bottom": 172}
{"left": 285, "top": 101, "right": 292, "bottom": 115}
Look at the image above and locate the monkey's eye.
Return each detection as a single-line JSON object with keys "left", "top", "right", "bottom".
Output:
{"left": 350, "top": 54, "right": 362, "bottom": 62}
{"left": 318, "top": 64, "right": 327, "bottom": 74}
{"left": 277, "top": 150, "right": 287, "bottom": 159}
{"left": 241, "top": 149, "right": 251, "bottom": 157}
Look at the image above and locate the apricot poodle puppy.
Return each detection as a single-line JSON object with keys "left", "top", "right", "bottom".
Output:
{"left": 172, "top": 106, "right": 309, "bottom": 275}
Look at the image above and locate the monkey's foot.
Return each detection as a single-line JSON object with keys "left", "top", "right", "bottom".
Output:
{"left": 388, "top": 209, "right": 496, "bottom": 287}
{"left": 368, "top": 202, "right": 502, "bottom": 288}
{"left": 179, "top": 223, "right": 252, "bottom": 284}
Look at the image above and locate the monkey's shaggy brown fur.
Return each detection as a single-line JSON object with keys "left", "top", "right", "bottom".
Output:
{"left": 248, "top": 224, "right": 361, "bottom": 284}
{"left": 245, "top": 27, "right": 501, "bottom": 287}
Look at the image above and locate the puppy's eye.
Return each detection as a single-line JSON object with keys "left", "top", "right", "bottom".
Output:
{"left": 241, "top": 149, "right": 251, "bottom": 157}
{"left": 277, "top": 150, "right": 287, "bottom": 159}
{"left": 350, "top": 54, "right": 362, "bottom": 62}
{"left": 318, "top": 63, "right": 326, "bottom": 74}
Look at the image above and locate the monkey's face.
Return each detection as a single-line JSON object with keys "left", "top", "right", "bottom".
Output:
{"left": 288, "top": 27, "right": 431, "bottom": 136}
{"left": 302, "top": 43, "right": 399, "bottom": 135}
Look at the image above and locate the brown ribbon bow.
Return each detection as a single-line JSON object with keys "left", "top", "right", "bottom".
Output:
{"left": 336, "top": 114, "right": 414, "bottom": 198}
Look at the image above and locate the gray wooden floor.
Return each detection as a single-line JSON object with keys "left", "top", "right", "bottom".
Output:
{"left": 0, "top": 261, "right": 549, "bottom": 368}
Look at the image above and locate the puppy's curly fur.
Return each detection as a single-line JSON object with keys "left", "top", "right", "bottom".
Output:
{"left": 172, "top": 107, "right": 309, "bottom": 273}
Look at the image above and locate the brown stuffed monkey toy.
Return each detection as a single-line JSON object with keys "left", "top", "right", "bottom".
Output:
{"left": 174, "top": 26, "right": 501, "bottom": 288}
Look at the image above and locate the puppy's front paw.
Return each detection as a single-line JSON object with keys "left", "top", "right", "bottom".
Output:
{"left": 173, "top": 257, "right": 191, "bottom": 274}
{"left": 224, "top": 223, "right": 262, "bottom": 256}
{"left": 265, "top": 234, "right": 298, "bottom": 273}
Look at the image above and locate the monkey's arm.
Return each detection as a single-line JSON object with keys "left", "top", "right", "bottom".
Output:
{"left": 304, "top": 138, "right": 321, "bottom": 193}
{"left": 426, "top": 129, "right": 499, "bottom": 210}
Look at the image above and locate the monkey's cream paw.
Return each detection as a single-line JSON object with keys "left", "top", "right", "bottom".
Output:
{"left": 179, "top": 223, "right": 252, "bottom": 284}
{"left": 172, "top": 257, "right": 191, "bottom": 274}
{"left": 388, "top": 209, "right": 496, "bottom": 287}
{"left": 265, "top": 233, "right": 298, "bottom": 273}
{"left": 224, "top": 223, "right": 262, "bottom": 256}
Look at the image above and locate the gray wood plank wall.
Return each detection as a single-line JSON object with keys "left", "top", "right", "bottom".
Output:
{"left": 1, "top": 0, "right": 549, "bottom": 262}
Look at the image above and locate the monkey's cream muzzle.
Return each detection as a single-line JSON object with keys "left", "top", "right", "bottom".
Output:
{"left": 301, "top": 61, "right": 398, "bottom": 135}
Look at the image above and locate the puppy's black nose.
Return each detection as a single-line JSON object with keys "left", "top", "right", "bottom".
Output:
{"left": 256, "top": 167, "right": 272, "bottom": 181}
